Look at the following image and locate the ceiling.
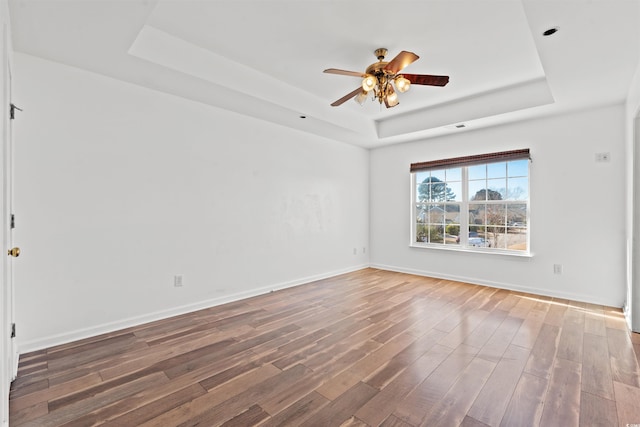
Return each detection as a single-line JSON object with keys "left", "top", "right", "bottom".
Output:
{"left": 8, "top": 0, "right": 640, "bottom": 148}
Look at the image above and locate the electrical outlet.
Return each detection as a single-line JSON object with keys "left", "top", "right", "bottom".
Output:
{"left": 595, "top": 152, "right": 610, "bottom": 162}
{"left": 363, "top": 247, "right": 366, "bottom": 254}
{"left": 174, "top": 274, "right": 184, "bottom": 287}
{"left": 553, "top": 264, "right": 563, "bottom": 275}
{"left": 353, "top": 248, "right": 357, "bottom": 255}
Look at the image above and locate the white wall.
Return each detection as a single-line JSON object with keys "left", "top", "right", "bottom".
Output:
{"left": 625, "top": 55, "right": 640, "bottom": 331}
{"left": 12, "top": 53, "right": 370, "bottom": 352}
{"left": 370, "top": 105, "right": 627, "bottom": 307}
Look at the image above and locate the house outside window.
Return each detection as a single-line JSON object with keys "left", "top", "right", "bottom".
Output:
{"left": 411, "top": 149, "right": 530, "bottom": 254}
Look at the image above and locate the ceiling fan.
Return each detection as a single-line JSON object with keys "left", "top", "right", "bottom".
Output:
{"left": 324, "top": 48, "right": 449, "bottom": 108}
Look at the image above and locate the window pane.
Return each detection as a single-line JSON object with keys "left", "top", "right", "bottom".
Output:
{"left": 507, "top": 177, "right": 528, "bottom": 200}
{"left": 508, "top": 159, "right": 528, "bottom": 177}
{"left": 468, "top": 233, "right": 490, "bottom": 248}
{"left": 469, "top": 180, "right": 487, "bottom": 201}
{"left": 417, "top": 180, "right": 430, "bottom": 201}
{"left": 438, "top": 182, "right": 454, "bottom": 202}
{"left": 487, "top": 229, "right": 507, "bottom": 249}
{"left": 430, "top": 169, "right": 446, "bottom": 182}
{"left": 415, "top": 171, "right": 430, "bottom": 183}
{"left": 445, "top": 204, "right": 461, "bottom": 224}
{"left": 487, "top": 178, "right": 506, "bottom": 199}
{"left": 429, "top": 204, "right": 446, "bottom": 224}
{"left": 487, "top": 204, "right": 506, "bottom": 226}
{"left": 469, "top": 164, "right": 486, "bottom": 180}
{"left": 469, "top": 204, "right": 484, "bottom": 226}
{"left": 416, "top": 205, "right": 427, "bottom": 223}
{"left": 487, "top": 162, "right": 506, "bottom": 179}
{"left": 429, "top": 183, "right": 441, "bottom": 201}
{"left": 507, "top": 203, "right": 527, "bottom": 226}
{"left": 445, "top": 231, "right": 460, "bottom": 245}
{"left": 446, "top": 167, "right": 462, "bottom": 181}
{"left": 429, "top": 224, "right": 445, "bottom": 243}
{"left": 416, "top": 224, "right": 428, "bottom": 242}
{"left": 507, "top": 232, "right": 528, "bottom": 251}
{"left": 446, "top": 182, "right": 462, "bottom": 202}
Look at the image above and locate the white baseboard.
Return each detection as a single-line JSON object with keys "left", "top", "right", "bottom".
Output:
{"left": 370, "top": 263, "right": 622, "bottom": 308}
{"left": 19, "top": 264, "right": 369, "bottom": 353}
{"left": 11, "top": 351, "right": 17, "bottom": 381}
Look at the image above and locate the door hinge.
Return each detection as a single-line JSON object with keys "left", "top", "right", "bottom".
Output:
{"left": 10, "top": 213, "right": 15, "bottom": 229}
{"left": 9, "top": 103, "right": 22, "bottom": 120}
{"left": 10, "top": 323, "right": 15, "bottom": 338}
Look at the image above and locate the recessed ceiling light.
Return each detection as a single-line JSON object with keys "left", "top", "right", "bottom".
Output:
{"left": 543, "top": 27, "right": 559, "bottom": 36}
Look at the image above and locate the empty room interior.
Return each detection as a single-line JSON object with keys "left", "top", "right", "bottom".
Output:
{"left": 2, "top": 0, "right": 640, "bottom": 426}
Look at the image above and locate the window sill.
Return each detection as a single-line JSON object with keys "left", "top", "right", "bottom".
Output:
{"left": 409, "top": 242, "right": 533, "bottom": 258}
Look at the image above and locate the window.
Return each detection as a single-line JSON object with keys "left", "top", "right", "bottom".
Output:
{"left": 411, "top": 149, "right": 530, "bottom": 254}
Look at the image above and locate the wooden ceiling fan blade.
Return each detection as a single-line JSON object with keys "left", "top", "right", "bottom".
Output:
{"left": 331, "top": 87, "right": 363, "bottom": 106}
{"left": 324, "top": 68, "right": 366, "bottom": 77}
{"left": 384, "top": 51, "right": 419, "bottom": 74}
{"left": 403, "top": 73, "right": 450, "bottom": 86}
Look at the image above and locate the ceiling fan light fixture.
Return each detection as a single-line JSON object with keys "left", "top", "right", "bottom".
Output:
{"left": 395, "top": 76, "right": 411, "bottom": 93}
{"left": 362, "top": 75, "right": 376, "bottom": 92}
{"left": 385, "top": 86, "right": 399, "bottom": 107}
{"left": 354, "top": 90, "right": 368, "bottom": 105}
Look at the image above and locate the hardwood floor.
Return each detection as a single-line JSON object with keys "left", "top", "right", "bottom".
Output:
{"left": 9, "top": 268, "right": 640, "bottom": 426}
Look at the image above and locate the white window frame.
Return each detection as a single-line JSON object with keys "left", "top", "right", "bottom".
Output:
{"left": 410, "top": 153, "right": 531, "bottom": 256}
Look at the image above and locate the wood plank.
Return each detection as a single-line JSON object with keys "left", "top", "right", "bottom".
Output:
{"left": 380, "top": 414, "right": 414, "bottom": 427}
{"left": 613, "top": 381, "right": 640, "bottom": 426}
{"left": 582, "top": 332, "right": 615, "bottom": 400}
{"left": 363, "top": 328, "right": 447, "bottom": 390}
{"left": 219, "top": 404, "right": 270, "bottom": 427}
{"left": 315, "top": 332, "right": 416, "bottom": 400}
{"left": 556, "top": 314, "right": 584, "bottom": 363}
{"left": 462, "top": 309, "right": 509, "bottom": 349}
{"left": 392, "top": 344, "right": 480, "bottom": 426}
{"left": 7, "top": 400, "right": 48, "bottom": 426}
{"left": 476, "top": 315, "right": 523, "bottom": 363}
{"left": 78, "top": 383, "right": 207, "bottom": 427}
{"left": 467, "top": 344, "right": 531, "bottom": 426}
{"left": 260, "top": 338, "right": 381, "bottom": 415}
{"left": 543, "top": 299, "right": 568, "bottom": 327}
{"left": 356, "top": 344, "right": 454, "bottom": 426}
{"left": 523, "top": 323, "right": 560, "bottom": 379}
{"left": 500, "top": 372, "right": 548, "bottom": 427}
{"left": 138, "top": 364, "right": 281, "bottom": 427}
{"left": 299, "top": 382, "right": 378, "bottom": 427}
{"left": 438, "top": 309, "right": 490, "bottom": 349}
{"left": 460, "top": 415, "right": 491, "bottom": 427}
{"left": 19, "top": 372, "right": 169, "bottom": 427}
{"left": 607, "top": 327, "right": 640, "bottom": 388}
{"left": 510, "top": 317, "right": 544, "bottom": 350}
{"left": 539, "top": 357, "right": 582, "bottom": 426}
{"left": 339, "top": 415, "right": 370, "bottom": 427}
{"left": 583, "top": 304, "right": 607, "bottom": 336}
{"left": 578, "top": 391, "right": 617, "bottom": 427}
{"left": 257, "top": 391, "right": 330, "bottom": 426}
{"left": 419, "top": 357, "right": 495, "bottom": 426}
{"left": 175, "top": 364, "right": 311, "bottom": 426}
